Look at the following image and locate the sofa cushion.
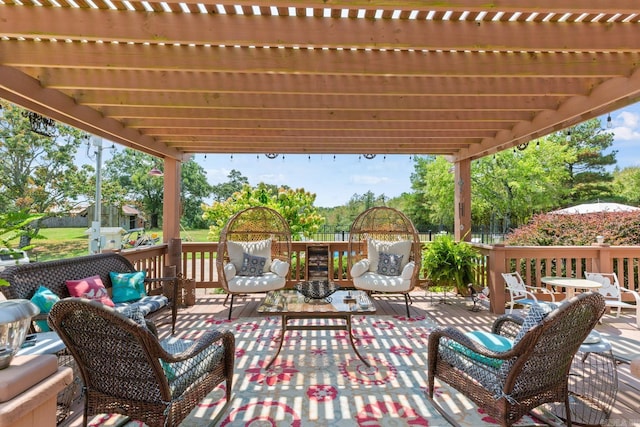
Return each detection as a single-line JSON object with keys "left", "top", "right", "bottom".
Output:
{"left": 110, "top": 271, "right": 147, "bottom": 303}
{"left": 66, "top": 275, "right": 115, "bottom": 307}
{"left": 227, "top": 272, "right": 285, "bottom": 293}
{"left": 114, "top": 295, "right": 169, "bottom": 317}
{"left": 227, "top": 239, "right": 272, "bottom": 273}
{"left": 367, "top": 239, "right": 412, "bottom": 273}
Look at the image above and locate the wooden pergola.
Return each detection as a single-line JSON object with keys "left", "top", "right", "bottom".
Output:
{"left": 1, "top": 1, "right": 640, "bottom": 241}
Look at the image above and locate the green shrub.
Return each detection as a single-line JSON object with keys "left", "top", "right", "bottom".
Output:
{"left": 421, "top": 233, "right": 480, "bottom": 295}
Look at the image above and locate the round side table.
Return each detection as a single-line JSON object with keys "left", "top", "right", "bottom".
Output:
{"left": 553, "top": 332, "right": 618, "bottom": 426}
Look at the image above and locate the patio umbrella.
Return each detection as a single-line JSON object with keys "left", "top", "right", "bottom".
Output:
{"left": 550, "top": 202, "right": 640, "bottom": 215}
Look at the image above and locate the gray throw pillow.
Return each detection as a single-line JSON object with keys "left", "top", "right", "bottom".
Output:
{"left": 238, "top": 252, "right": 267, "bottom": 276}
{"left": 377, "top": 252, "right": 404, "bottom": 276}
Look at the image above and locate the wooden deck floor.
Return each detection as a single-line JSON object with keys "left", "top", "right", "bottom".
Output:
{"left": 61, "top": 288, "right": 640, "bottom": 426}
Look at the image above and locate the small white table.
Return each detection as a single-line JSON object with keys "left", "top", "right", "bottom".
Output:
{"left": 541, "top": 276, "right": 602, "bottom": 300}
{"left": 16, "top": 332, "right": 65, "bottom": 356}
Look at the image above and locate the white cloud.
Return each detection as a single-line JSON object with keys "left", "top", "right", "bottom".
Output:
{"left": 350, "top": 174, "right": 390, "bottom": 185}
{"left": 205, "top": 167, "right": 231, "bottom": 183}
{"left": 612, "top": 111, "right": 640, "bottom": 141}
{"left": 619, "top": 111, "right": 640, "bottom": 128}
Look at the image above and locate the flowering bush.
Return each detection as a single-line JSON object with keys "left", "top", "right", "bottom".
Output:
{"left": 505, "top": 212, "right": 640, "bottom": 246}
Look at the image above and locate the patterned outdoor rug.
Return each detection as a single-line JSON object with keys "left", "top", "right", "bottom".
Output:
{"left": 91, "top": 314, "right": 552, "bottom": 427}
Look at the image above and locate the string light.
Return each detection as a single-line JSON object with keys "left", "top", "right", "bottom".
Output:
{"left": 566, "top": 130, "right": 571, "bottom": 142}
{"left": 607, "top": 114, "right": 613, "bottom": 129}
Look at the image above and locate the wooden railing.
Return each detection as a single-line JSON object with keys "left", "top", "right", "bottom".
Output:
{"left": 120, "top": 241, "right": 640, "bottom": 315}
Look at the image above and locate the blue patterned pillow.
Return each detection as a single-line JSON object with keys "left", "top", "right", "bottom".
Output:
{"left": 117, "top": 304, "right": 147, "bottom": 328}
{"left": 377, "top": 252, "right": 404, "bottom": 276}
{"left": 513, "top": 302, "right": 557, "bottom": 345}
{"left": 110, "top": 271, "right": 147, "bottom": 303}
{"left": 30, "top": 285, "right": 60, "bottom": 332}
{"left": 237, "top": 253, "right": 266, "bottom": 276}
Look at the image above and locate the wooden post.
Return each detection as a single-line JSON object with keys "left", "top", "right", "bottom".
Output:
{"left": 488, "top": 243, "right": 507, "bottom": 314}
{"left": 454, "top": 159, "right": 472, "bottom": 242}
{"left": 168, "top": 238, "right": 182, "bottom": 276}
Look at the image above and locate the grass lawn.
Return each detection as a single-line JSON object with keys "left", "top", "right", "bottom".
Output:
{"left": 30, "top": 227, "right": 213, "bottom": 262}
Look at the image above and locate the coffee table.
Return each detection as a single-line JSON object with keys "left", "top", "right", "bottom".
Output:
{"left": 257, "top": 289, "right": 376, "bottom": 369}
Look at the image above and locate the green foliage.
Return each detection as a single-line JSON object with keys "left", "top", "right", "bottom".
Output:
{"left": 505, "top": 212, "right": 640, "bottom": 246}
{"left": 421, "top": 233, "right": 480, "bottom": 294}
{"left": 471, "top": 139, "right": 571, "bottom": 232}
{"left": 612, "top": 167, "right": 640, "bottom": 205}
{"left": 180, "top": 160, "right": 214, "bottom": 229}
{"left": 0, "top": 210, "right": 45, "bottom": 252}
{"left": 0, "top": 100, "right": 92, "bottom": 215}
{"left": 210, "top": 169, "right": 248, "bottom": 202}
{"left": 410, "top": 155, "right": 453, "bottom": 229}
{"left": 319, "top": 191, "right": 392, "bottom": 231}
{"left": 547, "top": 118, "right": 616, "bottom": 204}
{"left": 202, "top": 183, "right": 325, "bottom": 241}
{"left": 103, "top": 150, "right": 212, "bottom": 229}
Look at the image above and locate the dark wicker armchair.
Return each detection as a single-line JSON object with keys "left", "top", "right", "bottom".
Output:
{"left": 347, "top": 206, "right": 421, "bottom": 317}
{"left": 427, "top": 292, "right": 606, "bottom": 427}
{"left": 217, "top": 206, "right": 292, "bottom": 319}
{"left": 48, "top": 298, "right": 234, "bottom": 427}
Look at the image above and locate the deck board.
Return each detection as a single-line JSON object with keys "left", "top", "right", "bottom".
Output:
{"left": 59, "top": 288, "right": 640, "bottom": 427}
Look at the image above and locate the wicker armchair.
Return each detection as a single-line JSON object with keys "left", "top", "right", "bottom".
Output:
{"left": 427, "top": 292, "right": 606, "bottom": 427}
{"left": 48, "top": 298, "right": 234, "bottom": 427}
{"left": 347, "top": 206, "right": 421, "bottom": 317}
{"left": 217, "top": 206, "right": 292, "bottom": 319}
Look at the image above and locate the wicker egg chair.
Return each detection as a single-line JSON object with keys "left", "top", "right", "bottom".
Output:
{"left": 347, "top": 206, "right": 421, "bottom": 317}
{"left": 217, "top": 206, "right": 292, "bottom": 319}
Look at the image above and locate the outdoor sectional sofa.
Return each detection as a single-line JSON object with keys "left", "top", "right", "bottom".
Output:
{"left": 0, "top": 252, "right": 177, "bottom": 334}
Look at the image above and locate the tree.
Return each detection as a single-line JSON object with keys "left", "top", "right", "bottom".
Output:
{"left": 548, "top": 118, "right": 616, "bottom": 204}
{"left": 409, "top": 155, "right": 454, "bottom": 230}
{"left": 409, "top": 141, "right": 572, "bottom": 234}
{"left": 202, "top": 183, "right": 324, "bottom": 241}
{"left": 211, "top": 169, "right": 249, "bottom": 202}
{"left": 471, "top": 140, "right": 571, "bottom": 232}
{"left": 0, "top": 101, "right": 92, "bottom": 215}
{"left": 612, "top": 167, "right": 640, "bottom": 206}
{"left": 180, "top": 160, "right": 214, "bottom": 229}
{"left": 103, "top": 149, "right": 212, "bottom": 229}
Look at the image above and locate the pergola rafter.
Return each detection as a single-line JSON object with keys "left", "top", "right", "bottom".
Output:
{"left": 0, "top": 0, "right": 639, "bottom": 160}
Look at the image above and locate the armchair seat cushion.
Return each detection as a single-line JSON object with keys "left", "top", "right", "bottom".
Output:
{"left": 352, "top": 261, "right": 415, "bottom": 293}
{"left": 444, "top": 331, "right": 513, "bottom": 369}
{"left": 227, "top": 272, "right": 285, "bottom": 293}
{"left": 353, "top": 271, "right": 411, "bottom": 293}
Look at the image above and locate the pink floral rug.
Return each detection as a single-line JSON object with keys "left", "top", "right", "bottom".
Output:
{"left": 91, "top": 314, "right": 552, "bottom": 427}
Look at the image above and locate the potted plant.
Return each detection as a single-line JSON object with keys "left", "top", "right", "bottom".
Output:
{"left": 421, "top": 233, "right": 481, "bottom": 296}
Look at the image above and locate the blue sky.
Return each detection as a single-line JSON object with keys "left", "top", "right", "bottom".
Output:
{"left": 195, "top": 105, "right": 640, "bottom": 207}
{"left": 88, "top": 104, "right": 640, "bottom": 208}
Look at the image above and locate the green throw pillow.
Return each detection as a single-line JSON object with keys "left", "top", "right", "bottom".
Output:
{"left": 30, "top": 285, "right": 60, "bottom": 332}
{"left": 110, "top": 271, "right": 147, "bottom": 303}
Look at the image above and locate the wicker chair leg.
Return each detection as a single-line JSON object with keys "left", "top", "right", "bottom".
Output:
{"left": 425, "top": 392, "right": 462, "bottom": 427}
{"left": 564, "top": 395, "right": 573, "bottom": 427}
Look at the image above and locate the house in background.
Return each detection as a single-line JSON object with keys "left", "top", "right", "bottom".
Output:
{"left": 41, "top": 203, "right": 145, "bottom": 230}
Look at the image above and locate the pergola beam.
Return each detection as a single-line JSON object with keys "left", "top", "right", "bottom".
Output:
{"left": 3, "top": 6, "right": 640, "bottom": 52}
